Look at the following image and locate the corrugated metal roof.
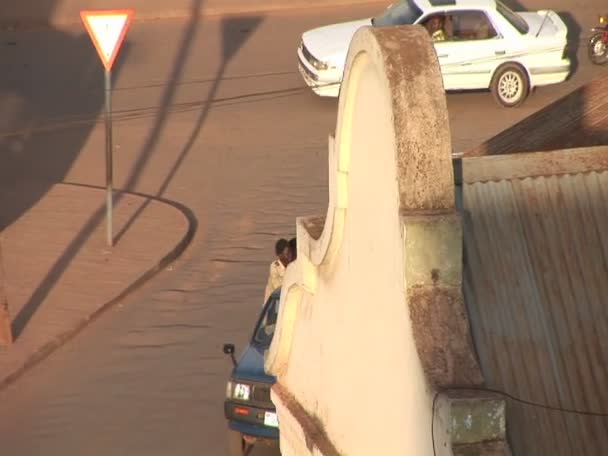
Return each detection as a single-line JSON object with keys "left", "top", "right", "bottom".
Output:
{"left": 458, "top": 149, "right": 608, "bottom": 455}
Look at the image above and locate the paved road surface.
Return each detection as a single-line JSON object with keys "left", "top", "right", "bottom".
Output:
{"left": 0, "top": 2, "right": 604, "bottom": 455}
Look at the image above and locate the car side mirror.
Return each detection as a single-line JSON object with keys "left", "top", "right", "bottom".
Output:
{"left": 223, "top": 343, "right": 237, "bottom": 366}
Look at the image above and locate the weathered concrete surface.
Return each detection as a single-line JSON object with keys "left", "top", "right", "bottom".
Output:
{"left": 0, "top": 0, "right": 387, "bottom": 29}
{"left": 404, "top": 214, "right": 483, "bottom": 387}
{"left": 265, "top": 25, "right": 482, "bottom": 455}
{"left": 272, "top": 383, "right": 342, "bottom": 456}
{"left": 449, "top": 395, "right": 506, "bottom": 445}
{"left": 453, "top": 440, "right": 512, "bottom": 456}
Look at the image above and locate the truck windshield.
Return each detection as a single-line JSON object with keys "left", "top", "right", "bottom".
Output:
{"left": 252, "top": 295, "right": 279, "bottom": 348}
{"left": 372, "top": 0, "right": 423, "bottom": 27}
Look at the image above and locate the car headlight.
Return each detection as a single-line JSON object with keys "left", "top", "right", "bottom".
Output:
{"left": 226, "top": 381, "right": 252, "bottom": 401}
{"left": 300, "top": 41, "right": 330, "bottom": 71}
{"left": 312, "top": 60, "right": 328, "bottom": 70}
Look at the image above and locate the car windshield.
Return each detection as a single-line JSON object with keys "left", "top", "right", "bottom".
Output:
{"left": 252, "top": 294, "right": 280, "bottom": 348}
{"left": 496, "top": 0, "right": 529, "bottom": 34}
{"left": 372, "top": 0, "right": 423, "bottom": 27}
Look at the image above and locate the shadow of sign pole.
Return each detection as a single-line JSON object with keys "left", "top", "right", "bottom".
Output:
{"left": 80, "top": 9, "right": 134, "bottom": 247}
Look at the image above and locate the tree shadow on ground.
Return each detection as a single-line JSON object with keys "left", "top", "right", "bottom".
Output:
{"left": 0, "top": 0, "right": 128, "bottom": 341}
{"left": 0, "top": 19, "right": 130, "bottom": 231}
{"left": 113, "top": 14, "right": 263, "bottom": 243}
{"left": 7, "top": 0, "right": 263, "bottom": 340}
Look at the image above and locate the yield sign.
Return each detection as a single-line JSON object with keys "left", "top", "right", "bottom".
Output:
{"left": 80, "top": 9, "right": 134, "bottom": 71}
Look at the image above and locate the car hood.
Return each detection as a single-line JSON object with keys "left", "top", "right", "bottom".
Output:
{"left": 232, "top": 344, "right": 275, "bottom": 384}
{"left": 302, "top": 18, "right": 372, "bottom": 66}
{"left": 518, "top": 11, "right": 568, "bottom": 39}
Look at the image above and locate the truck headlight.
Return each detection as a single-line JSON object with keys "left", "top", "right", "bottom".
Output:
{"left": 226, "top": 381, "right": 252, "bottom": 401}
{"left": 226, "top": 381, "right": 233, "bottom": 398}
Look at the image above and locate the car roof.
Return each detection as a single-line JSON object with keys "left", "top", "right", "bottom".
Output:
{"left": 415, "top": 0, "right": 498, "bottom": 13}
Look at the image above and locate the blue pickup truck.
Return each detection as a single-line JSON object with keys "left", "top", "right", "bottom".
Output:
{"left": 223, "top": 289, "right": 280, "bottom": 455}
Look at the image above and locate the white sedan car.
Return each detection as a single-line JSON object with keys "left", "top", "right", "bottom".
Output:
{"left": 297, "top": 0, "right": 570, "bottom": 107}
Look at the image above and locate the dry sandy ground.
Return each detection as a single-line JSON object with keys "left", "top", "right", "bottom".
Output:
{"left": 0, "top": 1, "right": 605, "bottom": 455}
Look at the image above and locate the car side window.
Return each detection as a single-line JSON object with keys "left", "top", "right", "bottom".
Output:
{"left": 450, "top": 11, "right": 498, "bottom": 41}
{"left": 419, "top": 13, "right": 453, "bottom": 42}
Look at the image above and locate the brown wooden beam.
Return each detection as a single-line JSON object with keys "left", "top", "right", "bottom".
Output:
{"left": 0, "top": 241, "right": 13, "bottom": 347}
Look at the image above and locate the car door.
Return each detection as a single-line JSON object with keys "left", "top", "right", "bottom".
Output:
{"left": 417, "top": 12, "right": 453, "bottom": 75}
{"left": 432, "top": 10, "right": 506, "bottom": 90}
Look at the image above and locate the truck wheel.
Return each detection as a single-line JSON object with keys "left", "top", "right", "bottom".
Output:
{"left": 491, "top": 63, "right": 529, "bottom": 108}
{"left": 228, "top": 430, "right": 246, "bottom": 456}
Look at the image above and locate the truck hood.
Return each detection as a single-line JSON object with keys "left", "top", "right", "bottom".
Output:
{"left": 232, "top": 344, "right": 275, "bottom": 384}
{"left": 301, "top": 18, "right": 372, "bottom": 66}
{"left": 519, "top": 10, "right": 568, "bottom": 39}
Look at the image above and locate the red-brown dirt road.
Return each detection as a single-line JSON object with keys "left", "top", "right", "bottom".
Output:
{"left": 0, "top": 1, "right": 605, "bottom": 455}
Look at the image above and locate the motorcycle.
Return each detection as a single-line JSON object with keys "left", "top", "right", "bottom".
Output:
{"left": 588, "top": 14, "right": 608, "bottom": 65}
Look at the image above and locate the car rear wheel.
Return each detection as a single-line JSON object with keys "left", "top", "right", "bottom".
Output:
{"left": 491, "top": 63, "right": 529, "bottom": 108}
{"left": 228, "top": 429, "right": 249, "bottom": 456}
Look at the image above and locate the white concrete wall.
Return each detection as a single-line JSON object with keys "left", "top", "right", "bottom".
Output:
{"left": 265, "top": 25, "right": 481, "bottom": 456}
{"left": 283, "top": 53, "right": 434, "bottom": 455}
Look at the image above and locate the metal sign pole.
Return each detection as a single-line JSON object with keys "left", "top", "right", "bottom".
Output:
{"left": 104, "top": 69, "right": 113, "bottom": 247}
{"left": 81, "top": 8, "right": 134, "bottom": 247}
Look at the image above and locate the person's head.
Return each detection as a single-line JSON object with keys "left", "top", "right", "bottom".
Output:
{"left": 288, "top": 237, "right": 297, "bottom": 262}
{"left": 428, "top": 15, "right": 444, "bottom": 31}
{"left": 275, "top": 238, "right": 290, "bottom": 266}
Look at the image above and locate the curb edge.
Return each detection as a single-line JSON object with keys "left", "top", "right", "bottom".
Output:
{"left": 0, "top": 182, "right": 197, "bottom": 391}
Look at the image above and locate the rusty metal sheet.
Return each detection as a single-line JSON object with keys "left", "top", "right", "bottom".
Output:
{"left": 459, "top": 170, "right": 608, "bottom": 455}
{"left": 466, "top": 73, "right": 608, "bottom": 157}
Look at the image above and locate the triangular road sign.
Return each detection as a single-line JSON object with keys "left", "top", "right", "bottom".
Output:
{"left": 81, "top": 9, "right": 134, "bottom": 72}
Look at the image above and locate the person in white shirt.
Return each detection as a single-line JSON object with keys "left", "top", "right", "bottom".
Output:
{"left": 263, "top": 238, "right": 291, "bottom": 303}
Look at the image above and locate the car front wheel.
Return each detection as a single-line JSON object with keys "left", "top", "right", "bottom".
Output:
{"left": 491, "top": 64, "right": 529, "bottom": 108}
